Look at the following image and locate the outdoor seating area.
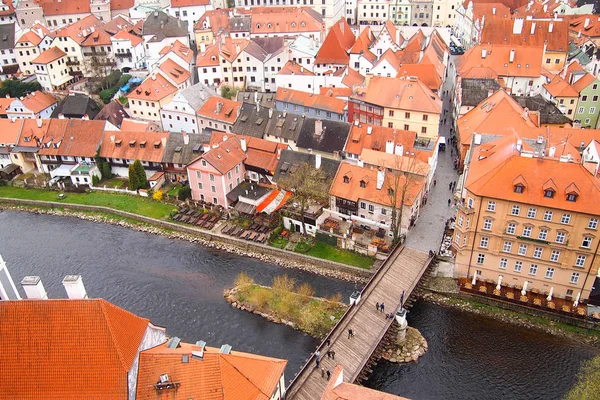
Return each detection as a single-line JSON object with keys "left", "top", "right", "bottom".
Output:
{"left": 220, "top": 223, "right": 269, "bottom": 243}
{"left": 171, "top": 208, "right": 219, "bottom": 229}
{"left": 460, "top": 278, "right": 591, "bottom": 319}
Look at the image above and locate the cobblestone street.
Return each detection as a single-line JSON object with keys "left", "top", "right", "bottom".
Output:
{"left": 405, "top": 57, "right": 459, "bottom": 253}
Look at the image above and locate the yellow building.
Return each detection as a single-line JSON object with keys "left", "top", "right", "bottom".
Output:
{"left": 543, "top": 75, "right": 579, "bottom": 120}
{"left": 127, "top": 74, "right": 178, "bottom": 122}
{"left": 453, "top": 135, "right": 600, "bottom": 302}
{"left": 31, "top": 47, "right": 73, "bottom": 91}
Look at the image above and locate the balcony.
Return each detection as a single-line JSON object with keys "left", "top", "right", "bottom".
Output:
{"left": 83, "top": 51, "right": 108, "bottom": 57}
{"left": 457, "top": 203, "right": 475, "bottom": 215}
{"left": 66, "top": 60, "right": 80, "bottom": 66}
{"left": 115, "top": 51, "right": 132, "bottom": 58}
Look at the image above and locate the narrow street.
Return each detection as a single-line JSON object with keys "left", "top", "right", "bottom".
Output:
{"left": 405, "top": 56, "right": 459, "bottom": 253}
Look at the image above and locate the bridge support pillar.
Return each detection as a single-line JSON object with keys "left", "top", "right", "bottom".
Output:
{"left": 396, "top": 319, "right": 409, "bottom": 343}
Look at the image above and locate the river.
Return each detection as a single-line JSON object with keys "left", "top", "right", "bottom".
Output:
{"left": 0, "top": 210, "right": 596, "bottom": 398}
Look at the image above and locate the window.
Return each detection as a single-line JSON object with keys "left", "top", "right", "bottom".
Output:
{"left": 588, "top": 218, "right": 598, "bottom": 229}
{"left": 487, "top": 201, "right": 496, "bottom": 211}
{"left": 545, "top": 58, "right": 551, "bottom": 63}
{"left": 483, "top": 219, "right": 492, "bottom": 230}
{"left": 466, "top": 218, "right": 471, "bottom": 229}
{"left": 570, "top": 272, "right": 580, "bottom": 284}
{"left": 503, "top": 241, "right": 512, "bottom": 253}
{"left": 422, "top": 114, "right": 428, "bottom": 121}
{"left": 368, "top": 204, "right": 375, "bottom": 213}
{"left": 578, "top": 107, "right": 584, "bottom": 114}
{"left": 529, "top": 264, "right": 538, "bottom": 276}
{"left": 545, "top": 268, "right": 555, "bottom": 279}
{"left": 455, "top": 233, "right": 461, "bottom": 244}
{"left": 507, "top": 223, "right": 516, "bottom": 235}
{"left": 582, "top": 95, "right": 588, "bottom": 102}
{"left": 533, "top": 247, "right": 542, "bottom": 259}
{"left": 582, "top": 236, "right": 593, "bottom": 248}
{"left": 514, "top": 185, "right": 524, "bottom": 194}
{"left": 467, "top": 198, "right": 474, "bottom": 209}
{"left": 201, "top": 160, "right": 207, "bottom": 167}
{"left": 197, "top": 182, "right": 203, "bottom": 190}
{"left": 522, "top": 226, "right": 532, "bottom": 237}
{"left": 235, "top": 165, "right": 240, "bottom": 174}
{"left": 381, "top": 208, "right": 386, "bottom": 215}
{"left": 227, "top": 171, "right": 232, "bottom": 180}
{"left": 544, "top": 189, "right": 554, "bottom": 198}
{"left": 514, "top": 261, "right": 523, "bottom": 273}
{"left": 421, "top": 127, "right": 427, "bottom": 134}
{"left": 591, "top": 107, "right": 597, "bottom": 114}
{"left": 405, "top": 112, "right": 410, "bottom": 119}
{"left": 195, "top": 171, "right": 202, "bottom": 179}
{"left": 499, "top": 258, "right": 507, "bottom": 269}
{"left": 389, "top": 110, "right": 394, "bottom": 116}
{"left": 566, "top": 193, "right": 578, "bottom": 202}
{"left": 457, "top": 215, "right": 463, "bottom": 227}
{"left": 561, "top": 214, "right": 571, "bottom": 224}
{"left": 210, "top": 185, "right": 216, "bottom": 193}
{"left": 544, "top": 211, "right": 553, "bottom": 221}
{"left": 511, "top": 205, "right": 520, "bottom": 216}
{"left": 538, "top": 229, "right": 548, "bottom": 240}
{"left": 550, "top": 250, "right": 560, "bottom": 262}
{"left": 213, "top": 197, "right": 218, "bottom": 205}
{"left": 527, "top": 208, "right": 537, "bottom": 218}
{"left": 518, "top": 244, "right": 528, "bottom": 256}
{"left": 575, "top": 255, "right": 586, "bottom": 268}
{"left": 556, "top": 232, "right": 566, "bottom": 244}
{"left": 360, "top": 202, "right": 366, "bottom": 209}
{"left": 480, "top": 237, "right": 489, "bottom": 248}
{"left": 476, "top": 254, "right": 485, "bottom": 264}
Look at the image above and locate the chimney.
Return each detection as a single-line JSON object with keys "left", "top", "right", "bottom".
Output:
{"left": 277, "top": 148, "right": 281, "bottom": 160}
{"left": 549, "top": 146, "right": 556, "bottom": 157}
{"left": 488, "top": 89, "right": 494, "bottom": 97}
{"left": 315, "top": 153, "right": 321, "bottom": 169}
{"left": 549, "top": 22, "right": 554, "bottom": 33}
{"left": 58, "top": 113, "right": 65, "bottom": 119}
{"left": 82, "top": 114, "right": 89, "bottom": 120}
{"left": 585, "top": 18, "right": 590, "bottom": 28}
{"left": 523, "top": 107, "right": 529, "bottom": 119}
{"left": 240, "top": 137, "right": 247, "bottom": 152}
{"left": 200, "top": 42, "right": 206, "bottom": 53}
{"left": 543, "top": 4, "right": 548, "bottom": 12}
{"left": 21, "top": 276, "right": 48, "bottom": 300}
{"left": 151, "top": 74, "right": 157, "bottom": 81}
{"left": 516, "top": 139, "right": 523, "bottom": 151}
{"left": 481, "top": 49, "right": 487, "bottom": 59}
{"left": 314, "top": 119, "right": 323, "bottom": 137}
{"left": 161, "top": 137, "right": 167, "bottom": 147}
{"left": 268, "top": 108, "right": 273, "bottom": 119}
{"left": 395, "top": 144, "right": 403, "bottom": 155}
{"left": 183, "top": 133, "right": 189, "bottom": 145}
{"left": 367, "top": 126, "right": 373, "bottom": 135}
{"left": 110, "top": 135, "right": 115, "bottom": 143}
{"left": 36, "top": 116, "right": 42, "bottom": 128}
{"left": 492, "top": 6, "right": 496, "bottom": 14}
{"left": 160, "top": 21, "right": 165, "bottom": 30}
{"left": 0, "top": 255, "right": 21, "bottom": 300}
{"left": 385, "top": 140, "right": 394, "bottom": 154}
{"left": 530, "top": 22, "right": 536, "bottom": 35}
{"left": 376, "top": 168, "right": 385, "bottom": 190}
{"left": 509, "top": 49, "right": 515, "bottom": 63}
{"left": 513, "top": 18, "right": 524, "bottom": 34}
{"left": 215, "top": 102, "right": 223, "bottom": 114}
{"left": 62, "top": 275, "right": 88, "bottom": 299}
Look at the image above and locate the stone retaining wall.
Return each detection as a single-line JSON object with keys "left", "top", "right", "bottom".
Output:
{"left": 0, "top": 198, "right": 373, "bottom": 281}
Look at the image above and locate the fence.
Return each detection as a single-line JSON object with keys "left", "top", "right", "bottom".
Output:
{"left": 90, "top": 185, "right": 139, "bottom": 196}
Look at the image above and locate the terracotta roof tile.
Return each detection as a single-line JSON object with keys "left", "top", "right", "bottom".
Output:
{"left": 19, "top": 90, "right": 57, "bottom": 113}
{"left": 350, "top": 26, "right": 374, "bottom": 55}
{"left": 54, "top": 15, "right": 104, "bottom": 44}
{"left": 38, "top": 119, "right": 105, "bottom": 157}
{"left": 159, "top": 40, "right": 193, "bottom": 64}
{"left": 342, "top": 67, "right": 365, "bottom": 88}
{"left": 17, "top": 30, "right": 44, "bottom": 46}
{"left": 457, "top": 44, "right": 544, "bottom": 79}
{"left": 360, "top": 76, "right": 442, "bottom": 114}
{"left": 345, "top": 123, "right": 416, "bottom": 156}
{"left": 196, "top": 43, "right": 221, "bottom": 67}
{"left": 112, "top": 29, "right": 143, "bottom": 46}
{"left": 0, "top": 97, "right": 11, "bottom": 116}
{"left": 40, "top": 0, "right": 90, "bottom": 16}
{"left": 319, "top": 86, "right": 353, "bottom": 98}
{"left": 396, "top": 63, "right": 442, "bottom": 91}
{"left": 110, "top": 0, "right": 134, "bottom": 11}
{"left": 570, "top": 72, "right": 596, "bottom": 93}
{"left": 322, "top": 366, "right": 410, "bottom": 399}
{"left": 191, "top": 134, "right": 246, "bottom": 174}
{"left": 276, "top": 87, "right": 346, "bottom": 114}
{"left": 171, "top": 0, "right": 210, "bottom": 6}
{"left": 120, "top": 118, "right": 151, "bottom": 131}
{"left": 100, "top": 130, "right": 168, "bottom": 162}
{"left": 250, "top": 6, "right": 324, "bottom": 36}
{"left": 198, "top": 96, "right": 241, "bottom": 124}
{"left": 31, "top": 46, "right": 66, "bottom": 64}
{"left": 543, "top": 74, "right": 578, "bottom": 97}
{"left": 81, "top": 29, "right": 113, "bottom": 47}
{"left": 17, "top": 118, "right": 51, "bottom": 147}
{"left": 0, "top": 299, "right": 150, "bottom": 399}
{"left": 127, "top": 73, "right": 178, "bottom": 102}
{"left": 211, "top": 131, "right": 287, "bottom": 172}
{"left": 373, "top": 48, "right": 403, "bottom": 71}
{"left": 159, "top": 58, "right": 191, "bottom": 85}
{"left": 314, "top": 18, "right": 354, "bottom": 65}
{"left": 481, "top": 18, "right": 569, "bottom": 52}
{"left": 0, "top": 118, "right": 22, "bottom": 144}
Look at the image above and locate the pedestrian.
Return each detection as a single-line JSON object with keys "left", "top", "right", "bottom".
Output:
{"left": 330, "top": 349, "right": 336, "bottom": 360}
{"left": 316, "top": 357, "right": 320, "bottom": 368}
{"left": 448, "top": 198, "right": 451, "bottom": 207}
{"left": 321, "top": 367, "right": 325, "bottom": 378}
{"left": 325, "top": 338, "right": 331, "bottom": 347}
{"left": 381, "top": 302, "right": 385, "bottom": 313}
{"left": 433, "top": 179, "right": 437, "bottom": 186}
{"left": 401, "top": 290, "right": 405, "bottom": 305}
{"left": 326, "top": 370, "right": 331, "bottom": 380}
{"left": 448, "top": 182, "right": 452, "bottom": 190}
{"left": 327, "top": 350, "right": 331, "bottom": 359}
{"left": 376, "top": 301, "right": 380, "bottom": 311}
{"left": 453, "top": 181, "right": 456, "bottom": 190}
{"left": 348, "top": 328, "right": 354, "bottom": 338}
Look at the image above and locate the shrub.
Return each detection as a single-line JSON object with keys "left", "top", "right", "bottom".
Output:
{"left": 273, "top": 274, "right": 295, "bottom": 293}
{"left": 133, "top": 160, "right": 147, "bottom": 189}
{"left": 178, "top": 185, "right": 192, "bottom": 201}
{"left": 128, "top": 164, "right": 138, "bottom": 190}
{"left": 326, "top": 293, "right": 343, "bottom": 305}
{"left": 234, "top": 272, "right": 254, "bottom": 287}
{"left": 99, "top": 87, "right": 118, "bottom": 104}
{"left": 294, "top": 241, "right": 311, "bottom": 253}
{"left": 92, "top": 175, "right": 100, "bottom": 186}
{"left": 152, "top": 190, "right": 163, "bottom": 201}
{"left": 296, "top": 282, "right": 315, "bottom": 302}
{"left": 566, "top": 356, "right": 600, "bottom": 400}
{"left": 250, "top": 287, "right": 270, "bottom": 308}
{"left": 101, "top": 162, "right": 111, "bottom": 179}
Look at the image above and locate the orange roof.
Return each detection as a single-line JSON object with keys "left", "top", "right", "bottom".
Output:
{"left": 40, "top": 0, "right": 90, "bottom": 16}
{"left": 0, "top": 96, "right": 12, "bottom": 116}
{"left": 314, "top": 18, "right": 354, "bottom": 65}
{"left": 470, "top": 2, "right": 511, "bottom": 20}
{"left": 0, "top": 0, "right": 14, "bottom": 16}
{"left": 211, "top": 131, "right": 287, "bottom": 172}
{"left": 171, "top": 0, "right": 210, "bottom": 6}
{"left": 251, "top": 6, "right": 324, "bottom": 36}
{"left": 81, "top": 29, "right": 112, "bottom": 47}
{"left": 218, "top": 37, "right": 249, "bottom": 63}
{"left": 17, "top": 118, "right": 51, "bottom": 147}
{"left": 159, "top": 58, "right": 191, "bottom": 85}
{"left": 276, "top": 87, "right": 346, "bottom": 114}
{"left": 457, "top": 44, "right": 544, "bottom": 79}
{"left": 54, "top": 15, "right": 104, "bottom": 44}
{"left": 17, "top": 30, "right": 44, "bottom": 46}
{"left": 360, "top": 76, "right": 442, "bottom": 114}
{"left": 197, "top": 96, "right": 241, "bottom": 125}
{"left": 100, "top": 130, "right": 168, "bottom": 162}
{"left": 543, "top": 74, "right": 578, "bottom": 98}
{"left": 571, "top": 72, "right": 597, "bottom": 93}
{"left": 345, "top": 123, "right": 416, "bottom": 156}
{"left": 110, "top": 0, "right": 134, "bottom": 11}
{"left": 112, "top": 29, "right": 143, "bottom": 46}
{"left": 466, "top": 135, "right": 600, "bottom": 214}
{"left": 0, "top": 299, "right": 151, "bottom": 400}
{"left": 38, "top": 119, "right": 105, "bottom": 157}
{"left": 19, "top": 91, "right": 57, "bottom": 113}
{"left": 127, "top": 73, "right": 177, "bottom": 102}
{"left": 396, "top": 63, "right": 442, "bottom": 91}
{"left": 569, "top": 15, "right": 600, "bottom": 39}
{"left": 319, "top": 86, "right": 353, "bottom": 98}
{"left": 322, "top": 366, "right": 410, "bottom": 400}
{"left": 136, "top": 341, "right": 287, "bottom": 400}
{"left": 373, "top": 48, "right": 403, "bottom": 71}
{"left": 194, "top": 8, "right": 230, "bottom": 34}
{"left": 342, "top": 67, "right": 365, "bottom": 88}
{"left": 193, "top": 136, "right": 246, "bottom": 174}
{"left": 330, "top": 162, "right": 424, "bottom": 208}
{"left": 196, "top": 43, "right": 221, "bottom": 67}
{"left": 350, "top": 26, "right": 374, "bottom": 55}
{"left": 360, "top": 148, "right": 431, "bottom": 176}
{"left": 159, "top": 40, "right": 193, "bottom": 64}
{"left": 0, "top": 118, "right": 23, "bottom": 144}
{"left": 120, "top": 118, "right": 151, "bottom": 131}
{"left": 400, "top": 30, "right": 426, "bottom": 63}
{"left": 31, "top": 46, "right": 66, "bottom": 64}
{"left": 481, "top": 18, "right": 569, "bottom": 52}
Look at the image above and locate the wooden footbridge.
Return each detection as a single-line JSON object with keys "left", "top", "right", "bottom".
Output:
{"left": 285, "top": 245, "right": 433, "bottom": 399}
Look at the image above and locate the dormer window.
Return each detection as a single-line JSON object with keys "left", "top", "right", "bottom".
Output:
{"left": 201, "top": 159, "right": 207, "bottom": 167}
{"left": 544, "top": 189, "right": 554, "bottom": 198}
{"left": 115, "top": 139, "right": 122, "bottom": 147}
{"left": 343, "top": 175, "right": 350, "bottom": 184}
{"left": 514, "top": 184, "right": 524, "bottom": 194}
{"left": 129, "top": 140, "right": 136, "bottom": 148}
{"left": 566, "top": 193, "right": 578, "bottom": 202}
{"left": 359, "top": 180, "right": 366, "bottom": 188}
{"left": 388, "top": 188, "right": 394, "bottom": 196}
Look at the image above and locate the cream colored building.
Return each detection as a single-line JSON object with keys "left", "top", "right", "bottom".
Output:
{"left": 31, "top": 47, "right": 73, "bottom": 91}
{"left": 357, "top": 0, "right": 391, "bottom": 26}
{"left": 432, "top": 0, "right": 461, "bottom": 28}
{"left": 127, "top": 73, "right": 178, "bottom": 122}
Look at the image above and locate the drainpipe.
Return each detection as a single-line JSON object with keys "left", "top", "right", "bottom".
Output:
{"left": 579, "top": 234, "right": 600, "bottom": 301}
{"left": 465, "top": 195, "right": 484, "bottom": 279}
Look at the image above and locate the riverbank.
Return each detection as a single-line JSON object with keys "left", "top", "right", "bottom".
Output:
{"left": 422, "top": 278, "right": 600, "bottom": 347}
{"left": 0, "top": 203, "right": 369, "bottom": 283}
{"left": 224, "top": 274, "right": 347, "bottom": 338}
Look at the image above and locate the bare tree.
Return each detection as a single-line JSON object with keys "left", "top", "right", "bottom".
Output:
{"left": 384, "top": 155, "right": 428, "bottom": 244}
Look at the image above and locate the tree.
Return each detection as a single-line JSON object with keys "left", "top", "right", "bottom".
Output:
{"left": 85, "top": 56, "right": 118, "bottom": 93}
{"left": 128, "top": 164, "right": 139, "bottom": 190}
{"left": 101, "top": 162, "right": 111, "bottom": 179}
{"left": 220, "top": 85, "right": 237, "bottom": 100}
{"left": 384, "top": 155, "right": 429, "bottom": 244}
{"left": 133, "top": 160, "right": 148, "bottom": 189}
{"left": 0, "top": 79, "right": 42, "bottom": 98}
{"left": 277, "top": 162, "right": 331, "bottom": 229}
{"left": 178, "top": 185, "right": 192, "bottom": 201}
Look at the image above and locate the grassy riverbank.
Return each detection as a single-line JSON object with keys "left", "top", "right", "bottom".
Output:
{"left": 306, "top": 242, "right": 374, "bottom": 269}
{"left": 226, "top": 273, "right": 347, "bottom": 338}
{"left": 0, "top": 186, "right": 176, "bottom": 219}
{"left": 566, "top": 356, "right": 600, "bottom": 400}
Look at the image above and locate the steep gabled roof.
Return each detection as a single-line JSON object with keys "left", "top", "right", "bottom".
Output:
{"left": 543, "top": 74, "right": 579, "bottom": 97}
{"left": 314, "top": 18, "right": 354, "bottom": 65}
{"left": 31, "top": 46, "right": 66, "bottom": 64}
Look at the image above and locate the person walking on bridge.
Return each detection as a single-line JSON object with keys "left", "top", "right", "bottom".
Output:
{"left": 348, "top": 328, "right": 354, "bottom": 338}
{"left": 376, "top": 302, "right": 380, "bottom": 311}
{"left": 380, "top": 302, "right": 385, "bottom": 313}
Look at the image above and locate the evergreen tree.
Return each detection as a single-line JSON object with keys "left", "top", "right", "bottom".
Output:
{"left": 128, "top": 164, "right": 139, "bottom": 190}
{"left": 133, "top": 160, "right": 147, "bottom": 189}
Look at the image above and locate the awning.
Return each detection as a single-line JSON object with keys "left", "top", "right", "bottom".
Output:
{"left": 0, "top": 164, "right": 20, "bottom": 174}
{"left": 50, "top": 164, "right": 74, "bottom": 178}
{"left": 234, "top": 201, "right": 256, "bottom": 215}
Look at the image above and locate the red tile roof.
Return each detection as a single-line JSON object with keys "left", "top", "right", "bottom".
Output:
{"left": 17, "top": 118, "right": 51, "bottom": 147}
{"left": 319, "top": 86, "right": 353, "bottom": 98}
{"left": 17, "top": 30, "right": 44, "bottom": 46}
{"left": 192, "top": 135, "right": 246, "bottom": 174}
{"left": 250, "top": 6, "right": 324, "bottom": 36}
{"left": 279, "top": 60, "right": 315, "bottom": 76}
{"left": 100, "top": 130, "right": 169, "bottom": 162}
{"left": 314, "top": 18, "right": 354, "bottom": 65}
{"left": 110, "top": 0, "right": 135, "bottom": 11}
{"left": 31, "top": 46, "right": 66, "bottom": 64}
{"left": 480, "top": 18, "right": 569, "bottom": 52}
{"left": 171, "top": 0, "right": 210, "bottom": 6}
{"left": 457, "top": 44, "right": 544, "bottom": 79}
{"left": 360, "top": 76, "right": 442, "bottom": 114}
{"left": 322, "top": 366, "right": 410, "bottom": 400}
{"left": 543, "top": 74, "right": 578, "bottom": 97}
{"left": 136, "top": 341, "right": 287, "bottom": 400}
{"left": 40, "top": 0, "right": 90, "bottom": 16}
{"left": 159, "top": 40, "right": 193, "bottom": 64}
{"left": 373, "top": 48, "right": 403, "bottom": 71}
{"left": 112, "top": 29, "right": 143, "bottom": 46}
{"left": 211, "top": 131, "right": 287, "bottom": 172}
{"left": 120, "top": 118, "right": 151, "bottom": 131}
{"left": 54, "top": 15, "right": 104, "bottom": 44}
{"left": 196, "top": 43, "right": 221, "bottom": 67}
{"left": 0, "top": 118, "right": 23, "bottom": 144}
{"left": 344, "top": 123, "right": 416, "bottom": 156}
{"left": 570, "top": 72, "right": 597, "bottom": 93}
{"left": 0, "top": 299, "right": 151, "bottom": 400}
{"left": 197, "top": 96, "right": 242, "bottom": 124}
{"left": 350, "top": 26, "right": 374, "bottom": 55}
{"left": 342, "top": 67, "right": 365, "bottom": 88}
{"left": 396, "top": 63, "right": 442, "bottom": 91}
{"left": 38, "top": 119, "right": 105, "bottom": 157}
{"left": 20, "top": 90, "right": 57, "bottom": 113}
{"left": 127, "top": 73, "right": 178, "bottom": 102}
{"left": 81, "top": 29, "right": 113, "bottom": 47}
{"left": 276, "top": 87, "right": 346, "bottom": 114}
{"left": 159, "top": 58, "right": 191, "bottom": 85}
